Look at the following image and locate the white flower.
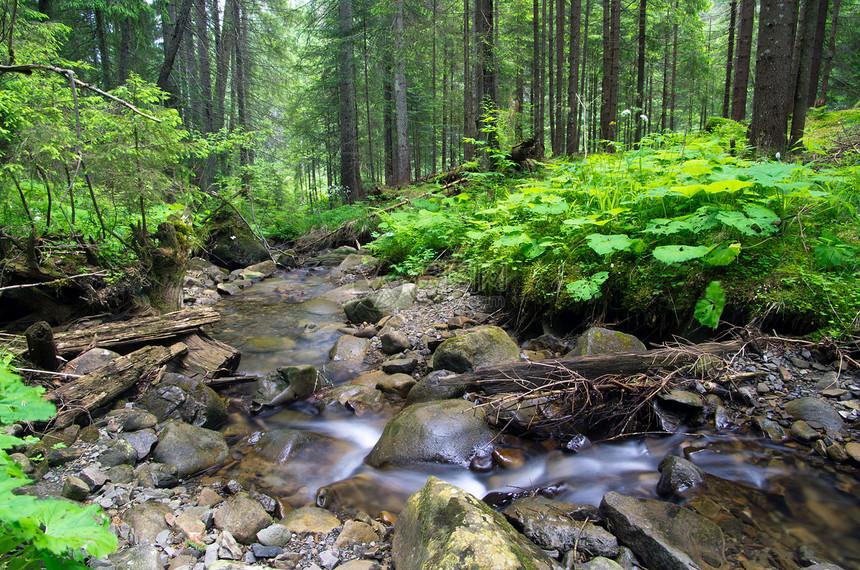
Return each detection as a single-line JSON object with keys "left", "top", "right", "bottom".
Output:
{"left": 775, "top": 152, "right": 781, "bottom": 160}
{"left": 621, "top": 109, "right": 632, "bottom": 117}
{"left": 640, "top": 114, "right": 649, "bottom": 122}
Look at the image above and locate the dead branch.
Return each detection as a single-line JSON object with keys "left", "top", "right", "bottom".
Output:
{"left": 0, "top": 270, "right": 108, "bottom": 292}
{"left": 0, "top": 64, "right": 162, "bottom": 122}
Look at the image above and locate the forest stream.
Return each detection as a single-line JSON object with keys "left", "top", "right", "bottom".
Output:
{"left": 202, "top": 263, "right": 860, "bottom": 569}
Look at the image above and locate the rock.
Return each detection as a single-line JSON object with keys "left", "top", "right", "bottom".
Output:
{"left": 97, "top": 439, "right": 138, "bottom": 467}
{"left": 492, "top": 448, "right": 526, "bottom": 469}
{"left": 198, "top": 487, "right": 224, "bottom": 507}
{"left": 789, "top": 420, "right": 820, "bottom": 443}
{"left": 754, "top": 416, "right": 788, "bottom": 441}
{"left": 343, "top": 284, "right": 418, "bottom": 324}
{"left": 61, "top": 475, "right": 89, "bottom": 501}
{"left": 656, "top": 455, "right": 707, "bottom": 498}
{"left": 137, "top": 373, "right": 228, "bottom": 430}
{"left": 826, "top": 442, "right": 848, "bottom": 462}
{"left": 600, "top": 491, "right": 726, "bottom": 570}
{"left": 323, "top": 281, "right": 374, "bottom": 305}
{"left": 333, "top": 520, "right": 379, "bottom": 548}
{"left": 217, "top": 282, "right": 242, "bottom": 296}
{"left": 375, "top": 372, "right": 417, "bottom": 397}
{"left": 173, "top": 512, "right": 206, "bottom": 539}
{"left": 121, "top": 429, "right": 158, "bottom": 460}
{"left": 135, "top": 463, "right": 179, "bottom": 489}
{"left": 61, "top": 347, "right": 120, "bottom": 376}
{"left": 122, "top": 500, "right": 174, "bottom": 544}
{"left": 268, "top": 365, "right": 320, "bottom": 406}
{"left": 380, "top": 331, "right": 411, "bottom": 354}
{"left": 214, "top": 492, "right": 273, "bottom": 544}
{"left": 566, "top": 327, "right": 646, "bottom": 357}
{"left": 378, "top": 313, "right": 407, "bottom": 335}
{"left": 78, "top": 464, "right": 108, "bottom": 490}
{"left": 329, "top": 335, "right": 371, "bottom": 361}
{"left": 405, "top": 370, "right": 465, "bottom": 405}
{"left": 252, "top": 544, "right": 283, "bottom": 559}
{"left": 657, "top": 389, "right": 704, "bottom": 411}
{"left": 208, "top": 211, "right": 270, "bottom": 270}
{"left": 282, "top": 506, "right": 341, "bottom": 534}
{"left": 217, "top": 530, "right": 244, "bottom": 559}
{"left": 576, "top": 557, "right": 625, "bottom": 570}
{"left": 152, "top": 421, "right": 229, "bottom": 478}
{"left": 502, "top": 496, "right": 618, "bottom": 557}
{"left": 257, "top": 523, "right": 291, "bottom": 547}
{"left": 392, "top": 477, "right": 559, "bottom": 570}
{"left": 107, "top": 464, "right": 135, "bottom": 484}
{"left": 335, "top": 561, "right": 380, "bottom": 570}
{"left": 105, "top": 541, "right": 164, "bottom": 570}
{"left": 325, "top": 385, "right": 384, "bottom": 415}
{"left": 429, "top": 326, "right": 520, "bottom": 373}
{"left": 366, "top": 399, "right": 497, "bottom": 469}
{"left": 244, "top": 259, "right": 277, "bottom": 278}
{"left": 784, "top": 397, "right": 844, "bottom": 432}
{"left": 845, "top": 442, "right": 860, "bottom": 463}
{"left": 381, "top": 357, "right": 419, "bottom": 375}
{"left": 106, "top": 408, "right": 158, "bottom": 432}
{"left": 526, "top": 334, "right": 569, "bottom": 354}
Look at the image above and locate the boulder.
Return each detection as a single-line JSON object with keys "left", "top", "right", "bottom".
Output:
{"left": 375, "top": 373, "right": 417, "bottom": 398}
{"left": 405, "top": 370, "right": 465, "bottom": 405}
{"left": 343, "top": 284, "right": 417, "bottom": 324}
{"left": 366, "top": 399, "right": 497, "bottom": 469}
{"left": 134, "top": 463, "right": 179, "bottom": 489}
{"left": 208, "top": 211, "right": 270, "bottom": 270}
{"left": 784, "top": 397, "right": 844, "bottom": 432}
{"left": 330, "top": 254, "right": 379, "bottom": 281}
{"left": 329, "top": 335, "right": 371, "bottom": 361}
{"left": 267, "top": 365, "right": 320, "bottom": 406}
{"left": 566, "top": 327, "right": 646, "bottom": 357}
{"left": 152, "top": 421, "right": 229, "bottom": 478}
{"left": 244, "top": 259, "right": 277, "bottom": 278}
{"left": 380, "top": 330, "right": 412, "bottom": 354}
{"left": 502, "top": 496, "right": 618, "bottom": 557}
{"left": 106, "top": 408, "right": 158, "bottom": 432}
{"left": 429, "top": 326, "right": 520, "bottom": 373}
{"left": 137, "top": 373, "right": 228, "bottom": 429}
{"left": 282, "top": 506, "right": 341, "bottom": 534}
{"left": 61, "top": 347, "right": 120, "bottom": 375}
{"left": 122, "top": 500, "right": 174, "bottom": 544}
{"left": 213, "top": 492, "right": 273, "bottom": 544}
{"left": 324, "top": 385, "right": 385, "bottom": 416}
{"left": 600, "top": 491, "right": 726, "bottom": 570}
{"left": 392, "top": 477, "right": 560, "bottom": 570}
{"left": 105, "top": 541, "right": 163, "bottom": 570}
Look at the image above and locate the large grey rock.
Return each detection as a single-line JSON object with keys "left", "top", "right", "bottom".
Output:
{"left": 208, "top": 211, "right": 270, "bottom": 270}
{"left": 122, "top": 501, "right": 173, "bottom": 544}
{"left": 566, "top": 327, "right": 646, "bottom": 357}
{"left": 329, "top": 335, "right": 371, "bottom": 361}
{"left": 137, "top": 373, "right": 228, "bottom": 429}
{"left": 267, "top": 365, "right": 320, "bottom": 406}
{"left": 429, "top": 326, "right": 520, "bottom": 373}
{"left": 105, "top": 541, "right": 163, "bottom": 570}
{"left": 405, "top": 370, "right": 465, "bottom": 405}
{"left": 106, "top": 408, "right": 158, "bottom": 432}
{"left": 152, "top": 421, "right": 229, "bottom": 478}
{"left": 392, "top": 477, "right": 560, "bottom": 570}
{"left": 213, "top": 492, "right": 273, "bottom": 544}
{"left": 366, "top": 399, "right": 497, "bottom": 469}
{"left": 784, "top": 397, "right": 844, "bottom": 432}
{"left": 502, "top": 496, "right": 612, "bottom": 556}
{"left": 380, "top": 330, "right": 412, "bottom": 354}
{"left": 343, "top": 284, "right": 417, "bottom": 324}
{"left": 600, "top": 491, "right": 726, "bottom": 570}
{"left": 61, "top": 347, "right": 120, "bottom": 376}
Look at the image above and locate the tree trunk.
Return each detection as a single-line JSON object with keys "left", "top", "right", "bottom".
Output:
{"left": 731, "top": 0, "right": 755, "bottom": 121}
{"left": 196, "top": 0, "right": 215, "bottom": 191}
{"left": 554, "top": 0, "right": 565, "bottom": 154}
{"left": 669, "top": 0, "right": 678, "bottom": 131}
{"left": 634, "top": 0, "right": 646, "bottom": 144}
{"left": 393, "top": 0, "right": 411, "bottom": 184}
{"left": 660, "top": 9, "right": 669, "bottom": 131}
{"left": 749, "top": 0, "right": 794, "bottom": 155}
{"left": 475, "top": 0, "right": 498, "bottom": 166}
{"left": 118, "top": 17, "right": 131, "bottom": 84}
{"left": 464, "top": 0, "right": 476, "bottom": 161}
{"left": 431, "top": 1, "right": 438, "bottom": 174}
{"left": 566, "top": 0, "right": 581, "bottom": 155}
{"left": 94, "top": 8, "right": 112, "bottom": 90}
{"left": 807, "top": 0, "right": 829, "bottom": 103}
{"left": 816, "top": 0, "right": 840, "bottom": 106}
{"left": 157, "top": 0, "right": 195, "bottom": 93}
{"left": 723, "top": 0, "right": 736, "bottom": 118}
{"left": 539, "top": 0, "right": 547, "bottom": 147}
{"left": 25, "top": 321, "right": 58, "bottom": 372}
{"left": 533, "top": 0, "right": 542, "bottom": 143}
{"left": 548, "top": 0, "right": 555, "bottom": 153}
{"left": 383, "top": 60, "right": 395, "bottom": 185}
{"left": 600, "top": 0, "right": 620, "bottom": 149}
{"left": 362, "top": 16, "right": 376, "bottom": 184}
{"left": 339, "top": 0, "right": 363, "bottom": 198}
{"left": 789, "top": 0, "right": 819, "bottom": 151}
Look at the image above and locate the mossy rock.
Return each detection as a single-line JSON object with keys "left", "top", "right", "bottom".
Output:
{"left": 429, "top": 326, "right": 520, "bottom": 373}
{"left": 566, "top": 327, "right": 646, "bottom": 357}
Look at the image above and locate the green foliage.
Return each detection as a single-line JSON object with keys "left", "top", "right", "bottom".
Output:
{"left": 0, "top": 361, "right": 118, "bottom": 568}
{"left": 694, "top": 281, "right": 726, "bottom": 329}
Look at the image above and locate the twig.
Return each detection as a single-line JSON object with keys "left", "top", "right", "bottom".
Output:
{"left": 0, "top": 270, "right": 108, "bottom": 292}
{"left": 14, "top": 368, "right": 82, "bottom": 378}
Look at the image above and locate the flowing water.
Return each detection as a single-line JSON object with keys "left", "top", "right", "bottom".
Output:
{"left": 209, "top": 267, "right": 860, "bottom": 568}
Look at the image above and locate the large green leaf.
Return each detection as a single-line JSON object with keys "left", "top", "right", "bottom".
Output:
{"left": 584, "top": 233, "right": 633, "bottom": 256}
{"left": 652, "top": 245, "right": 710, "bottom": 264}
{"left": 704, "top": 242, "right": 741, "bottom": 266}
{"left": 0, "top": 367, "right": 55, "bottom": 426}
{"left": 566, "top": 271, "right": 610, "bottom": 302}
{"left": 694, "top": 281, "right": 726, "bottom": 329}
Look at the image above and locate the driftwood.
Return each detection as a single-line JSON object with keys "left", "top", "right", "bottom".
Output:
{"left": 48, "top": 308, "right": 220, "bottom": 358}
{"left": 442, "top": 341, "right": 745, "bottom": 395}
{"left": 166, "top": 332, "right": 241, "bottom": 380}
{"left": 46, "top": 342, "right": 187, "bottom": 430}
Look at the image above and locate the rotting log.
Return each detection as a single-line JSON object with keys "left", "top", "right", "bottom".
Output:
{"left": 166, "top": 332, "right": 240, "bottom": 380}
{"left": 46, "top": 342, "right": 187, "bottom": 430}
{"left": 441, "top": 341, "right": 746, "bottom": 395}
{"left": 49, "top": 308, "right": 219, "bottom": 358}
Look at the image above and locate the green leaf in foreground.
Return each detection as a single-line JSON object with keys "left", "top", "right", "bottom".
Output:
{"left": 652, "top": 245, "right": 711, "bottom": 264}
{"left": 566, "top": 271, "right": 610, "bottom": 302}
{"left": 584, "top": 233, "right": 633, "bottom": 256}
{"left": 694, "top": 281, "right": 726, "bottom": 329}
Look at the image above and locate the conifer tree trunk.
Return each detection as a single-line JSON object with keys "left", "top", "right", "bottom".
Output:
{"left": 157, "top": 0, "right": 194, "bottom": 93}
{"left": 362, "top": 16, "right": 376, "bottom": 184}
{"left": 475, "top": 0, "right": 498, "bottom": 166}
{"left": 634, "top": 0, "right": 646, "bottom": 144}
{"left": 339, "top": 0, "right": 363, "bottom": 198}
{"left": 383, "top": 60, "right": 395, "bottom": 185}
{"left": 816, "top": 0, "right": 840, "bottom": 106}
{"left": 94, "top": 8, "right": 112, "bottom": 90}
{"left": 669, "top": 0, "right": 678, "bottom": 131}
{"left": 554, "top": 0, "right": 565, "bottom": 154}
{"left": 431, "top": 1, "right": 438, "bottom": 173}
{"left": 548, "top": 0, "right": 555, "bottom": 153}
{"left": 731, "top": 0, "right": 754, "bottom": 121}
{"left": 196, "top": 0, "right": 214, "bottom": 190}
{"left": 807, "top": 0, "right": 828, "bottom": 103}
{"left": 539, "top": 0, "right": 547, "bottom": 146}
{"left": 394, "top": 0, "right": 411, "bottom": 184}
{"left": 789, "top": 0, "right": 819, "bottom": 150}
{"left": 749, "top": 0, "right": 794, "bottom": 154}
{"left": 532, "top": 0, "right": 542, "bottom": 143}
{"left": 723, "top": 1, "right": 736, "bottom": 118}
{"left": 118, "top": 17, "right": 131, "bottom": 85}
{"left": 600, "top": 0, "right": 620, "bottom": 149}
{"left": 464, "top": 0, "right": 476, "bottom": 161}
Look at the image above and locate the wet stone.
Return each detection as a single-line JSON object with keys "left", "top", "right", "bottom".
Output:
{"left": 381, "top": 357, "right": 418, "bottom": 375}
{"left": 754, "top": 416, "right": 788, "bottom": 441}
{"left": 107, "top": 408, "right": 158, "bottom": 432}
{"left": 826, "top": 442, "right": 848, "bottom": 463}
{"left": 61, "top": 475, "right": 90, "bottom": 501}
{"left": 845, "top": 442, "right": 860, "bottom": 463}
{"left": 251, "top": 544, "right": 283, "bottom": 559}
{"left": 789, "top": 420, "right": 820, "bottom": 443}
{"left": 492, "top": 448, "right": 526, "bottom": 469}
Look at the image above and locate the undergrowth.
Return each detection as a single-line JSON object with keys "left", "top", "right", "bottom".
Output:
{"left": 370, "top": 119, "right": 860, "bottom": 340}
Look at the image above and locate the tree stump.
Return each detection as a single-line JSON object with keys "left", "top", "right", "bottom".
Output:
{"left": 25, "top": 321, "right": 58, "bottom": 371}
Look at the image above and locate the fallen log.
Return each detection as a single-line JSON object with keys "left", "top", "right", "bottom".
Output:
{"left": 440, "top": 341, "right": 746, "bottom": 395}
{"left": 166, "top": 332, "right": 241, "bottom": 380}
{"left": 46, "top": 342, "right": 187, "bottom": 430}
{"left": 50, "top": 308, "right": 219, "bottom": 358}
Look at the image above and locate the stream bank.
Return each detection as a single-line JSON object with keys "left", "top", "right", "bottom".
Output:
{"left": 8, "top": 247, "right": 860, "bottom": 570}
